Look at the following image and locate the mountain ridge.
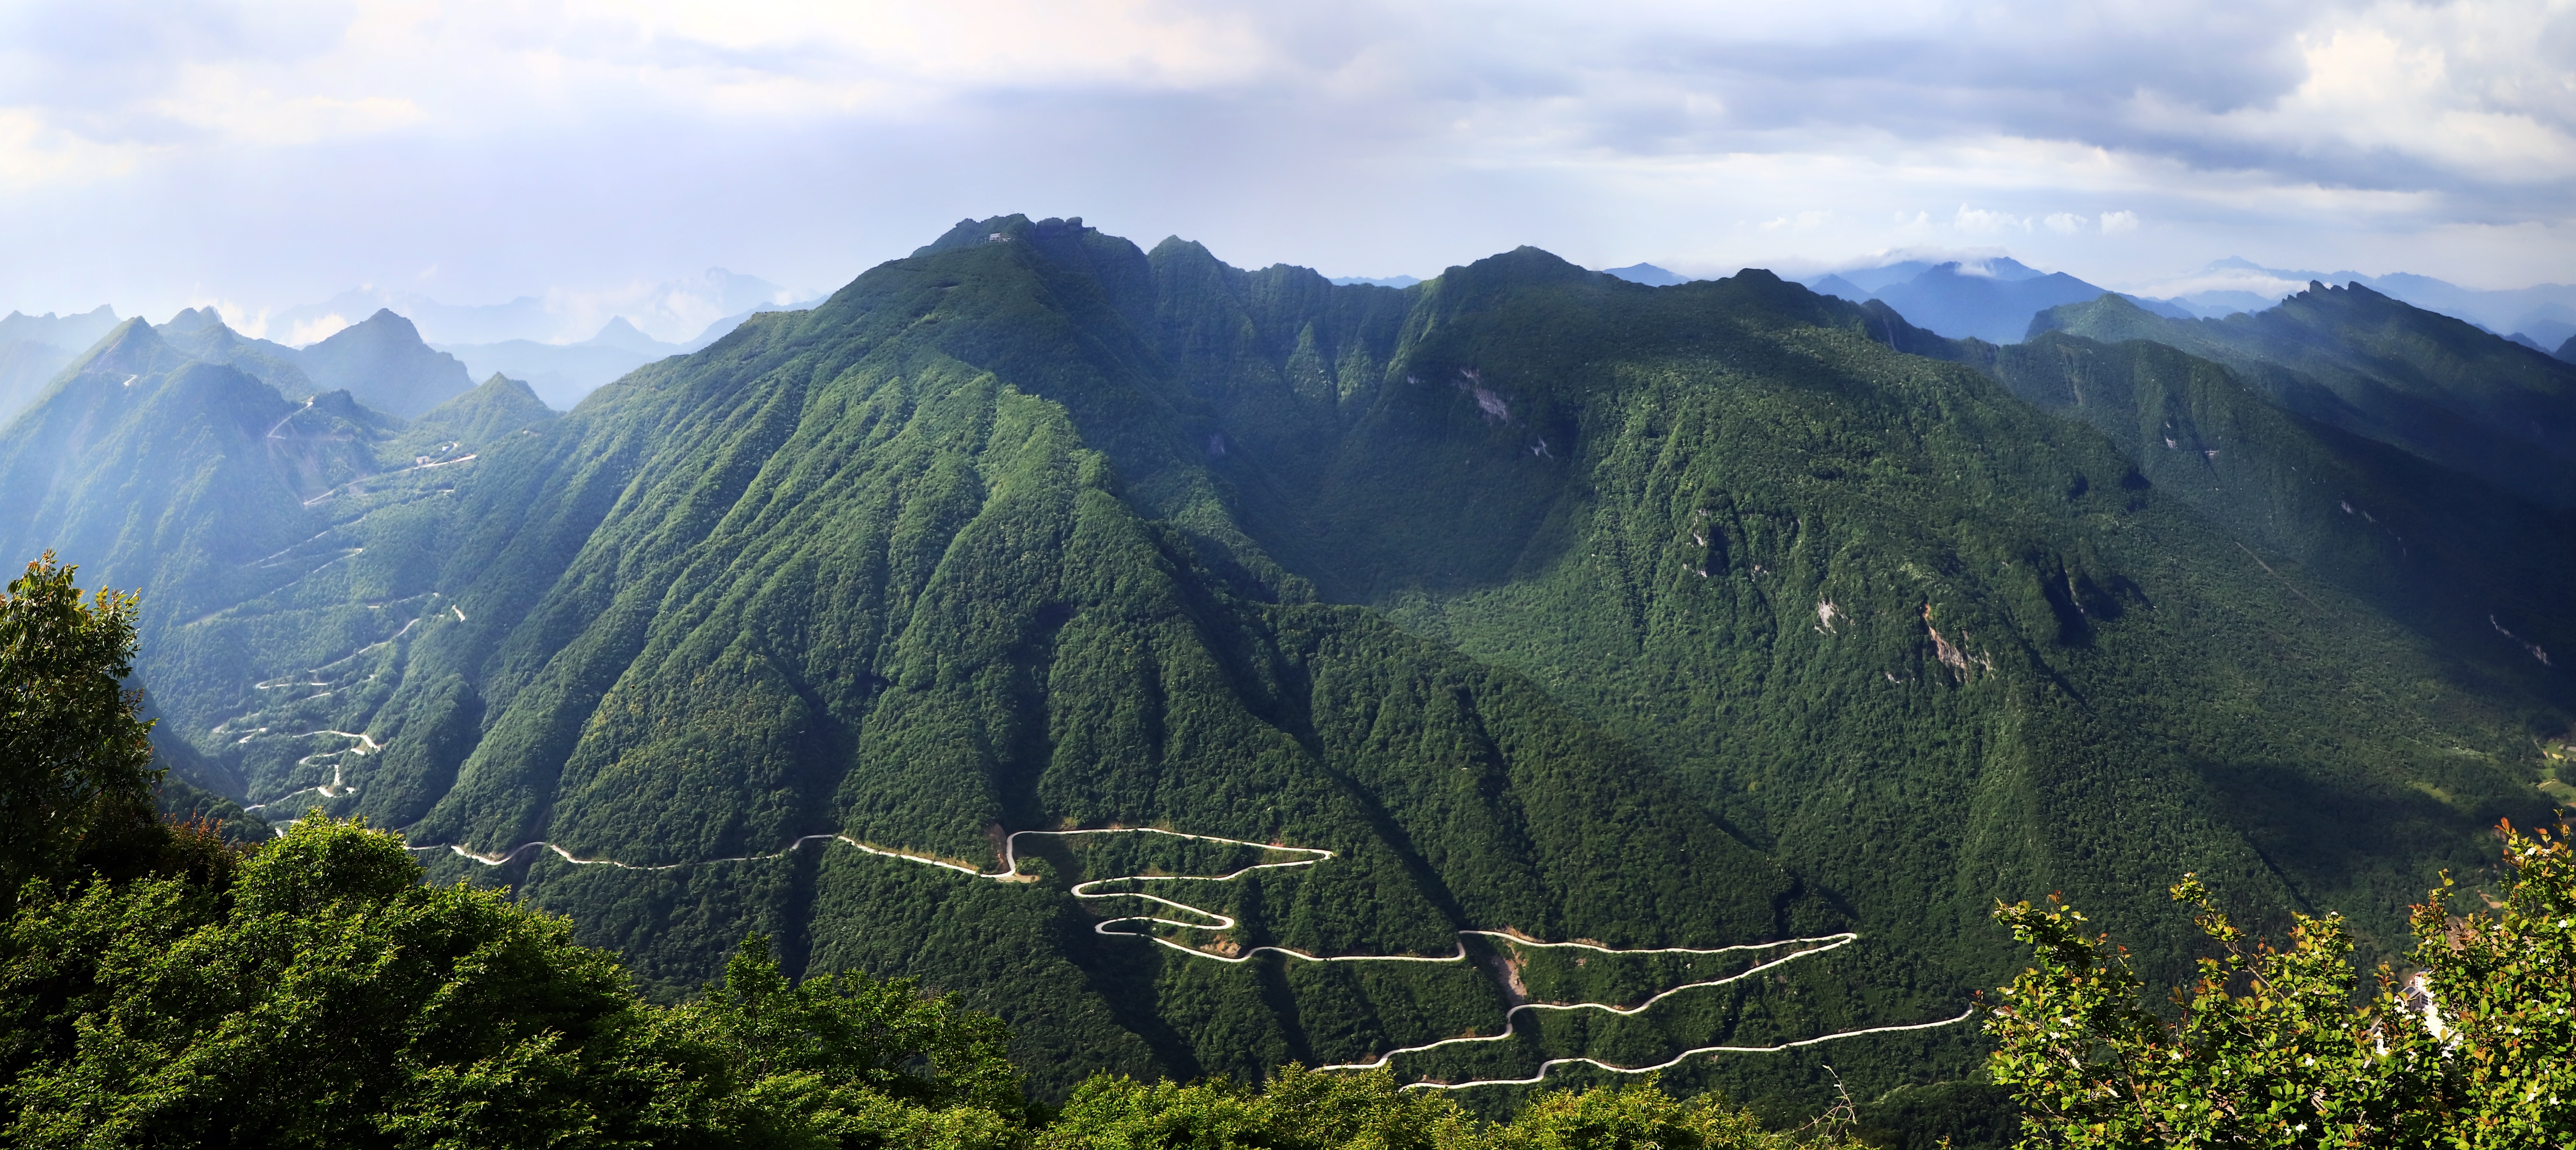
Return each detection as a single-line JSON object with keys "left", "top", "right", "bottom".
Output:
{"left": 1, "top": 215, "right": 2566, "bottom": 1133}
{"left": 2031, "top": 286, "right": 2576, "bottom": 507}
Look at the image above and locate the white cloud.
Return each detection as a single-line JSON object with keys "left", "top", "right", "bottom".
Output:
{"left": 0, "top": 107, "right": 146, "bottom": 190}
{"left": 285, "top": 312, "right": 351, "bottom": 345}
{"left": 0, "top": 0, "right": 2569, "bottom": 318}
{"left": 1954, "top": 205, "right": 2029, "bottom": 234}
{"left": 1761, "top": 210, "right": 1831, "bottom": 233}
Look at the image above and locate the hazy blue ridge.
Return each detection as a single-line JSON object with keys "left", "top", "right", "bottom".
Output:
{"left": 1862, "top": 262, "right": 2115, "bottom": 342}
{"left": 1793, "top": 258, "right": 2182, "bottom": 341}
{"left": 0, "top": 305, "right": 121, "bottom": 423}
{"left": 1602, "top": 263, "right": 1692, "bottom": 286}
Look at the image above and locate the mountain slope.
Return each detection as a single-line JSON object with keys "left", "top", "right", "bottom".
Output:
{"left": 1, "top": 217, "right": 2567, "bottom": 1131}
{"left": 404, "top": 372, "right": 559, "bottom": 452}
{"left": 1146, "top": 243, "right": 2563, "bottom": 982}
{"left": 2034, "top": 288, "right": 2576, "bottom": 507}
{"left": 7, "top": 219, "right": 1897, "bottom": 1110}
{"left": 0, "top": 320, "right": 383, "bottom": 657}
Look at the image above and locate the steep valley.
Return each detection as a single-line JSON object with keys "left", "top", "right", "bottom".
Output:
{"left": 1, "top": 215, "right": 2567, "bottom": 1129}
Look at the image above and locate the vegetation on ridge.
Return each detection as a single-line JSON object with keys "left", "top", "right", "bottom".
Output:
{"left": 2, "top": 213, "right": 2569, "bottom": 1143}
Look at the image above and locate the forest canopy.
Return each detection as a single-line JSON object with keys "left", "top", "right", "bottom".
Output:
{"left": 0, "top": 556, "right": 1861, "bottom": 1148}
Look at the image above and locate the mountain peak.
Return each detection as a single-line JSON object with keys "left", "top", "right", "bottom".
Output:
{"left": 161, "top": 307, "right": 228, "bottom": 334}
{"left": 63, "top": 316, "right": 185, "bottom": 383}
{"left": 298, "top": 308, "right": 471, "bottom": 417}
{"left": 581, "top": 316, "right": 674, "bottom": 354}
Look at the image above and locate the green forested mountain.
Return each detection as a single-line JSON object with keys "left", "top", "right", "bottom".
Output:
{"left": 0, "top": 215, "right": 2566, "bottom": 1138}
{"left": 2032, "top": 285, "right": 2576, "bottom": 507}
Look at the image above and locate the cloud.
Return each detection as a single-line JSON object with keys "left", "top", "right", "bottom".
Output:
{"left": 0, "top": 0, "right": 2567, "bottom": 318}
{"left": 284, "top": 311, "right": 351, "bottom": 345}
{"left": 1761, "top": 210, "right": 1830, "bottom": 233}
{"left": 1955, "top": 205, "right": 2029, "bottom": 234}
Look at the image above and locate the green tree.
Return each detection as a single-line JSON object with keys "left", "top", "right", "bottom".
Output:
{"left": 1987, "top": 819, "right": 2576, "bottom": 1147}
{"left": 1042, "top": 1065, "right": 1474, "bottom": 1149}
{"left": 0, "top": 816, "right": 718, "bottom": 1147}
{"left": 1041, "top": 1069, "right": 1849, "bottom": 1150}
{"left": 0, "top": 554, "right": 158, "bottom": 901}
{"left": 677, "top": 935, "right": 1030, "bottom": 1149}
{"left": 1488, "top": 1080, "right": 1848, "bottom": 1150}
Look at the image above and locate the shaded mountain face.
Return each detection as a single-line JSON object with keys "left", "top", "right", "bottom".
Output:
{"left": 1940, "top": 331, "right": 2576, "bottom": 709}
{"left": 298, "top": 308, "right": 476, "bottom": 417}
{"left": 2033, "top": 287, "right": 2576, "bottom": 508}
{"left": 1, "top": 215, "right": 2565, "bottom": 1122}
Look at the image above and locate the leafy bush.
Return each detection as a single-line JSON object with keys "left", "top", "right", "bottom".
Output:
{"left": 1988, "top": 818, "right": 2576, "bottom": 1146}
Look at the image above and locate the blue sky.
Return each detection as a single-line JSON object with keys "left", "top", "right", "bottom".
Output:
{"left": 1, "top": 0, "right": 2569, "bottom": 335}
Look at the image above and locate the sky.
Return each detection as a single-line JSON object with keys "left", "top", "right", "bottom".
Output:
{"left": 1, "top": 0, "right": 2571, "bottom": 340}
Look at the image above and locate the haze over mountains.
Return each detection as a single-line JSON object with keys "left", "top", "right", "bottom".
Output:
{"left": 1775, "top": 255, "right": 2576, "bottom": 352}
{"left": 432, "top": 303, "right": 812, "bottom": 409}
{"left": 2, "top": 212, "right": 2568, "bottom": 1145}
{"left": 270, "top": 267, "right": 811, "bottom": 347}
{"left": 0, "top": 306, "right": 124, "bottom": 420}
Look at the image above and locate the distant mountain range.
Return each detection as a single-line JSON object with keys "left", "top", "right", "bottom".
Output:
{"left": 433, "top": 301, "right": 807, "bottom": 408}
{"left": 267, "top": 267, "right": 810, "bottom": 346}
{"left": 1601, "top": 262, "right": 1693, "bottom": 286}
{"left": 0, "top": 305, "right": 122, "bottom": 419}
{"left": 160, "top": 307, "right": 474, "bottom": 417}
{"left": 0, "top": 288, "right": 813, "bottom": 425}
{"left": 2152, "top": 258, "right": 2576, "bottom": 351}
{"left": 1790, "top": 254, "right": 2576, "bottom": 353}
{"left": 1327, "top": 274, "right": 1424, "bottom": 289}
{"left": 1806, "top": 258, "right": 2178, "bottom": 343}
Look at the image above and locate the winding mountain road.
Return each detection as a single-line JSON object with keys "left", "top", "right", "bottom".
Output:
{"left": 401, "top": 824, "right": 1974, "bottom": 1087}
